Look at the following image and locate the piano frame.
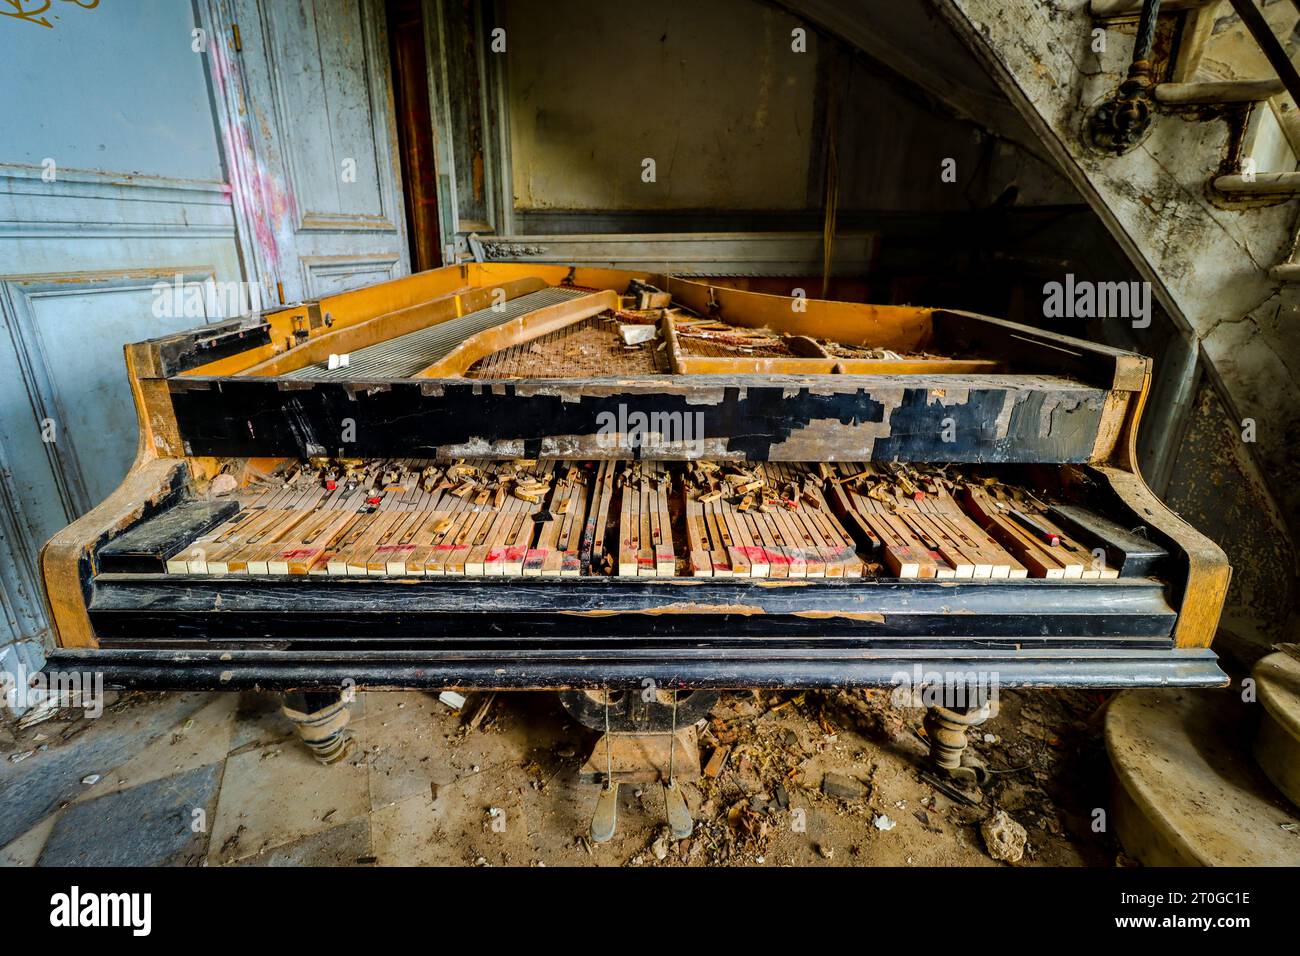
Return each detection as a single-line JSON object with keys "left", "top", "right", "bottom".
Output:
{"left": 39, "top": 264, "right": 1231, "bottom": 692}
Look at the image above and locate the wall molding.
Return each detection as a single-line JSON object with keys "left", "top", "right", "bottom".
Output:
{"left": 0, "top": 162, "right": 239, "bottom": 240}
{"left": 0, "top": 162, "right": 231, "bottom": 195}
{"left": 470, "top": 230, "right": 878, "bottom": 276}
{"left": 1, "top": 268, "right": 218, "bottom": 519}
{"left": 0, "top": 221, "right": 238, "bottom": 241}
{"left": 0, "top": 421, "right": 47, "bottom": 647}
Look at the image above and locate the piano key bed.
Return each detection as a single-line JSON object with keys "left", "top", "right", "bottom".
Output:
{"left": 96, "top": 459, "right": 1165, "bottom": 581}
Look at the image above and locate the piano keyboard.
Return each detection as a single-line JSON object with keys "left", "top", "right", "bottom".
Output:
{"left": 617, "top": 461, "right": 676, "bottom": 576}
{"left": 683, "top": 462, "right": 863, "bottom": 578}
{"left": 131, "top": 459, "right": 1133, "bottom": 580}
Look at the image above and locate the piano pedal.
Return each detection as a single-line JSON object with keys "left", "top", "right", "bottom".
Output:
{"left": 591, "top": 782, "right": 621, "bottom": 843}
{"left": 663, "top": 779, "right": 694, "bottom": 839}
{"left": 580, "top": 727, "right": 701, "bottom": 842}
{"left": 589, "top": 776, "right": 694, "bottom": 843}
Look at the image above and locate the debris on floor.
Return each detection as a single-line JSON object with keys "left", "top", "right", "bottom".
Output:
{"left": 438, "top": 691, "right": 467, "bottom": 712}
{"left": 981, "top": 809, "right": 1028, "bottom": 863}
{"left": 0, "top": 685, "right": 1121, "bottom": 867}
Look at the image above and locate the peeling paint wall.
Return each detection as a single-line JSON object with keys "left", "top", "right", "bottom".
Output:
{"left": 1165, "top": 381, "right": 1295, "bottom": 664}
{"left": 943, "top": 0, "right": 1300, "bottom": 654}
{"left": 0, "top": 1, "right": 244, "bottom": 712}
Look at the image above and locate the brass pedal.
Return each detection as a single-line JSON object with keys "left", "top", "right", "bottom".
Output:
{"left": 663, "top": 780, "right": 693, "bottom": 839}
{"left": 591, "top": 783, "right": 620, "bottom": 843}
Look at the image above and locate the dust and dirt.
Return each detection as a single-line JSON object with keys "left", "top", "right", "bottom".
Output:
{"left": 2, "top": 686, "right": 1128, "bottom": 867}
{"left": 407, "top": 686, "right": 1126, "bottom": 867}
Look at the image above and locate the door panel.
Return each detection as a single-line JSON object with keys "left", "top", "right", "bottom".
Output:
{"left": 9, "top": 275, "right": 222, "bottom": 509}
{"left": 226, "top": 0, "right": 409, "bottom": 302}
{"left": 300, "top": 253, "right": 402, "bottom": 297}
{"left": 268, "top": 2, "right": 389, "bottom": 225}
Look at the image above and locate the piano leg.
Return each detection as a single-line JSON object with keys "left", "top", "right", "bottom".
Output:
{"left": 923, "top": 704, "right": 993, "bottom": 789}
{"left": 281, "top": 690, "right": 354, "bottom": 765}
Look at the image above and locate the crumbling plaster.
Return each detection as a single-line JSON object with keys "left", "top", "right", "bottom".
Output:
{"left": 940, "top": 0, "right": 1300, "bottom": 644}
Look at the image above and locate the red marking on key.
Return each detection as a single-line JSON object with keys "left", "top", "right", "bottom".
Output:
{"left": 278, "top": 548, "right": 319, "bottom": 559}
{"left": 737, "top": 545, "right": 790, "bottom": 566}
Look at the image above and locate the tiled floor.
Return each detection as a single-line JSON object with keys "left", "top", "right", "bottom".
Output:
{"left": 0, "top": 689, "right": 640, "bottom": 867}
{"left": 2, "top": 687, "right": 1116, "bottom": 867}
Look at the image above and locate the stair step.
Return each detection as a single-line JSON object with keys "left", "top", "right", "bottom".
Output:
{"left": 1214, "top": 171, "right": 1300, "bottom": 195}
{"left": 1155, "top": 79, "right": 1284, "bottom": 105}
{"left": 1092, "top": 0, "right": 1219, "bottom": 19}
{"left": 1106, "top": 688, "right": 1300, "bottom": 866}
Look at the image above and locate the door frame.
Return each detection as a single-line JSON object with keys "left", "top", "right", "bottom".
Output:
{"left": 423, "top": 0, "right": 514, "bottom": 260}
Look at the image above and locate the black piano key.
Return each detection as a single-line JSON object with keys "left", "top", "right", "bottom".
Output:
{"left": 1045, "top": 504, "right": 1169, "bottom": 577}
{"left": 97, "top": 500, "right": 241, "bottom": 574}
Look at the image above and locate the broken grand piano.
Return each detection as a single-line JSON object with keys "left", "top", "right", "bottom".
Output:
{"left": 40, "top": 264, "right": 1230, "bottom": 835}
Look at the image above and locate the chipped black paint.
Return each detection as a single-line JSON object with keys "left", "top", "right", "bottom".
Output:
{"left": 87, "top": 575, "right": 1177, "bottom": 643}
{"left": 156, "top": 321, "right": 273, "bottom": 376}
{"left": 168, "top": 375, "right": 1110, "bottom": 462}
{"left": 43, "top": 647, "right": 1229, "bottom": 691}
